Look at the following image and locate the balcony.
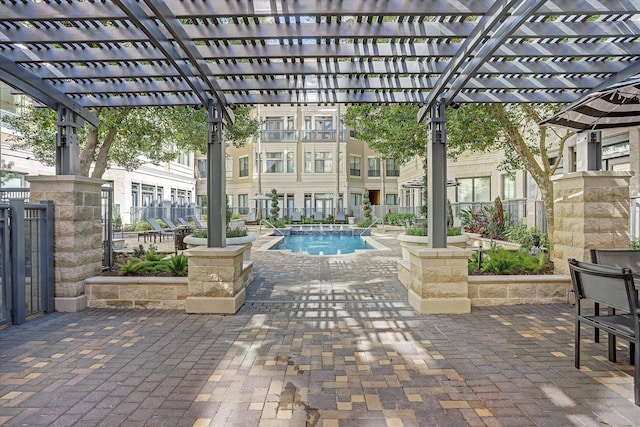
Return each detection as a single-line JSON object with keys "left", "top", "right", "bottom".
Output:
{"left": 261, "top": 130, "right": 298, "bottom": 142}
{"left": 302, "top": 130, "right": 336, "bottom": 142}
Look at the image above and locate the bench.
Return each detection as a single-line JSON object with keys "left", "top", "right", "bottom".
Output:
{"left": 590, "top": 249, "right": 640, "bottom": 360}
{"left": 568, "top": 258, "right": 640, "bottom": 406}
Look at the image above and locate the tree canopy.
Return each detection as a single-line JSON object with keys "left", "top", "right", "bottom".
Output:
{"left": 6, "top": 104, "right": 259, "bottom": 179}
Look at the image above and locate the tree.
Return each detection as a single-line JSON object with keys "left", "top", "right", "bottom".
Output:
{"left": 0, "top": 159, "right": 16, "bottom": 186}
{"left": 362, "top": 190, "right": 372, "bottom": 224}
{"left": 345, "top": 103, "right": 572, "bottom": 248}
{"left": 269, "top": 188, "right": 280, "bottom": 223}
{"left": 447, "top": 103, "right": 572, "bottom": 248}
{"left": 5, "top": 104, "right": 259, "bottom": 179}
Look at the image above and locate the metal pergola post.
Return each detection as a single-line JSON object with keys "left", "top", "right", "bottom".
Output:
{"left": 207, "top": 101, "right": 226, "bottom": 248}
{"left": 428, "top": 101, "right": 448, "bottom": 249}
{"left": 55, "top": 105, "right": 81, "bottom": 175}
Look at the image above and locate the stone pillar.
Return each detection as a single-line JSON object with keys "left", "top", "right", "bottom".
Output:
{"left": 405, "top": 246, "right": 472, "bottom": 314}
{"left": 552, "top": 171, "right": 632, "bottom": 274}
{"left": 184, "top": 246, "right": 253, "bottom": 314}
{"left": 27, "top": 175, "right": 103, "bottom": 312}
{"left": 628, "top": 128, "right": 640, "bottom": 197}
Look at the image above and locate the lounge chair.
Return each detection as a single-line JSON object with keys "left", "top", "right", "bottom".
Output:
{"left": 246, "top": 212, "right": 257, "bottom": 225}
{"left": 313, "top": 211, "right": 323, "bottom": 223}
{"left": 146, "top": 218, "right": 174, "bottom": 241}
{"left": 291, "top": 211, "right": 302, "bottom": 224}
{"left": 335, "top": 211, "right": 346, "bottom": 224}
{"left": 188, "top": 215, "right": 206, "bottom": 229}
{"left": 177, "top": 217, "right": 190, "bottom": 227}
{"left": 162, "top": 217, "right": 188, "bottom": 232}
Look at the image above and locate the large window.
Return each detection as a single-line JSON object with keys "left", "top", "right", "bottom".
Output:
{"left": 304, "top": 152, "right": 312, "bottom": 173}
{"left": 457, "top": 177, "right": 491, "bottom": 202}
{"left": 265, "top": 152, "right": 284, "bottom": 173}
{"left": 287, "top": 152, "right": 295, "bottom": 173}
{"left": 386, "top": 159, "right": 400, "bottom": 177}
{"left": 196, "top": 159, "right": 207, "bottom": 179}
{"left": 315, "top": 152, "right": 333, "bottom": 173}
{"left": 131, "top": 184, "right": 139, "bottom": 207}
{"left": 142, "top": 185, "right": 154, "bottom": 207}
{"left": 501, "top": 174, "right": 516, "bottom": 200}
{"left": 386, "top": 194, "right": 398, "bottom": 205}
{"left": 349, "top": 156, "right": 361, "bottom": 176}
{"left": 225, "top": 158, "right": 233, "bottom": 178}
{"left": 315, "top": 116, "right": 333, "bottom": 139}
{"left": 367, "top": 157, "right": 380, "bottom": 177}
{"left": 239, "top": 156, "right": 249, "bottom": 177}
{"left": 350, "top": 193, "right": 362, "bottom": 208}
{"left": 238, "top": 194, "right": 248, "bottom": 214}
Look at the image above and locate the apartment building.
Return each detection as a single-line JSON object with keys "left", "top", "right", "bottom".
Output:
{"left": 196, "top": 105, "right": 402, "bottom": 219}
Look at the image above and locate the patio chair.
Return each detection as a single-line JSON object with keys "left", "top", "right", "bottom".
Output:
{"left": 335, "top": 211, "right": 346, "bottom": 224}
{"left": 162, "top": 217, "right": 188, "bottom": 232}
{"left": 291, "top": 211, "right": 302, "bottom": 224}
{"left": 246, "top": 212, "right": 257, "bottom": 225}
{"left": 313, "top": 211, "right": 323, "bottom": 223}
{"left": 177, "top": 217, "right": 190, "bottom": 227}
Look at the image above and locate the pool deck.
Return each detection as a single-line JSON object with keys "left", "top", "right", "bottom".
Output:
{"left": 1, "top": 227, "right": 639, "bottom": 426}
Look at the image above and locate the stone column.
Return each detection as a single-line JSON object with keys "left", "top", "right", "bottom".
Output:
{"left": 405, "top": 246, "right": 472, "bottom": 314}
{"left": 27, "top": 175, "right": 103, "bottom": 312}
{"left": 184, "top": 246, "right": 253, "bottom": 314}
{"left": 628, "top": 128, "right": 640, "bottom": 197}
{"left": 552, "top": 171, "right": 632, "bottom": 274}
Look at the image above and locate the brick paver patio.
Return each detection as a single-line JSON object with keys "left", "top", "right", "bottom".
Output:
{"left": 1, "top": 229, "right": 639, "bottom": 426}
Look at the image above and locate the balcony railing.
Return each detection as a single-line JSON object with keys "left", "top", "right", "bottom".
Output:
{"left": 261, "top": 130, "right": 298, "bottom": 142}
{"left": 302, "top": 130, "right": 336, "bottom": 142}
{"left": 349, "top": 168, "right": 361, "bottom": 176}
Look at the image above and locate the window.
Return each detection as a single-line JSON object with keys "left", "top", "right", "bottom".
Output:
{"left": 265, "top": 152, "right": 284, "bottom": 173}
{"left": 315, "top": 152, "right": 333, "bottom": 173}
{"left": 349, "top": 156, "right": 361, "bottom": 176}
{"left": 238, "top": 194, "right": 248, "bottom": 214}
{"left": 457, "top": 177, "right": 491, "bottom": 202}
{"left": 339, "top": 151, "right": 344, "bottom": 173}
{"left": 175, "top": 150, "right": 190, "bottom": 166}
{"left": 156, "top": 187, "right": 163, "bottom": 203}
{"left": 386, "top": 159, "right": 400, "bottom": 177}
{"left": 142, "top": 185, "right": 156, "bottom": 207}
{"left": 131, "top": 184, "right": 139, "bottom": 207}
{"left": 386, "top": 194, "right": 398, "bottom": 205}
{"left": 368, "top": 157, "right": 380, "bottom": 177}
{"left": 225, "top": 158, "right": 233, "bottom": 178}
{"left": 304, "top": 152, "right": 312, "bottom": 173}
{"left": 501, "top": 174, "right": 516, "bottom": 200}
{"left": 239, "top": 156, "right": 249, "bottom": 177}
{"left": 197, "top": 159, "right": 207, "bottom": 179}
{"left": 350, "top": 193, "right": 362, "bottom": 208}
{"left": 287, "top": 152, "right": 295, "bottom": 173}
{"left": 315, "top": 115, "right": 333, "bottom": 139}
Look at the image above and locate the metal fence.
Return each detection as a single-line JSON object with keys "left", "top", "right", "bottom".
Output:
{"left": 0, "top": 199, "right": 54, "bottom": 327}
{"left": 101, "top": 185, "right": 114, "bottom": 269}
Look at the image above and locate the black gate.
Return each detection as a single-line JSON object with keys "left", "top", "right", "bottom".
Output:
{"left": 0, "top": 199, "right": 55, "bottom": 327}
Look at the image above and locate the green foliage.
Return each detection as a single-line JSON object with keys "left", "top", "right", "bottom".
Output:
{"left": 504, "top": 222, "right": 548, "bottom": 250}
{"left": 356, "top": 219, "right": 376, "bottom": 228}
{"left": 264, "top": 218, "right": 287, "bottom": 229}
{"left": 225, "top": 196, "right": 232, "bottom": 230}
{"left": 460, "top": 206, "right": 491, "bottom": 235}
{"left": 167, "top": 254, "right": 189, "bottom": 277}
{"left": 127, "top": 220, "right": 152, "bottom": 232}
{"left": 405, "top": 226, "right": 462, "bottom": 237}
{"left": 269, "top": 189, "right": 280, "bottom": 223}
{"left": 447, "top": 199, "right": 454, "bottom": 228}
{"left": 343, "top": 104, "right": 427, "bottom": 161}
{"left": 486, "top": 197, "right": 506, "bottom": 240}
{"left": 5, "top": 104, "right": 259, "bottom": 179}
{"left": 469, "top": 247, "right": 553, "bottom": 275}
{"left": 631, "top": 239, "right": 640, "bottom": 250}
{"left": 190, "top": 228, "right": 248, "bottom": 238}
{"left": 362, "top": 190, "right": 372, "bottom": 222}
{"left": 132, "top": 244, "right": 146, "bottom": 258}
{"left": 383, "top": 212, "right": 415, "bottom": 226}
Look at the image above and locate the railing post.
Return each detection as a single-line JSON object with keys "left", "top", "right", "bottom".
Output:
{"left": 40, "top": 200, "right": 55, "bottom": 313}
{"left": 0, "top": 207, "right": 10, "bottom": 325}
{"left": 9, "top": 199, "right": 26, "bottom": 325}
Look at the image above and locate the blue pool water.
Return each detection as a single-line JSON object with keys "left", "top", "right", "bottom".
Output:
{"left": 271, "top": 234, "right": 373, "bottom": 255}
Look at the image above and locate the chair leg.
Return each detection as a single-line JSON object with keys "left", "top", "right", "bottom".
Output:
{"left": 575, "top": 320, "right": 581, "bottom": 369}
{"left": 608, "top": 307, "right": 617, "bottom": 363}
{"left": 594, "top": 302, "right": 600, "bottom": 343}
{"left": 635, "top": 339, "right": 640, "bottom": 406}
{"left": 631, "top": 342, "right": 635, "bottom": 366}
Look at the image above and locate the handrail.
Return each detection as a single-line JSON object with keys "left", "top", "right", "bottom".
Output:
{"left": 261, "top": 219, "right": 286, "bottom": 236}
{"left": 358, "top": 217, "right": 382, "bottom": 236}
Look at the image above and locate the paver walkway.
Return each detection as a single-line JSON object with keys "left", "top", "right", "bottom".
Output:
{"left": 1, "top": 230, "right": 639, "bottom": 426}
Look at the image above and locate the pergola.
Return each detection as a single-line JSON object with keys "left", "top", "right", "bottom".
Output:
{"left": 1, "top": 0, "right": 639, "bottom": 248}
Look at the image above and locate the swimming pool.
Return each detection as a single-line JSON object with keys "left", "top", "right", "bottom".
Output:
{"left": 270, "top": 234, "right": 373, "bottom": 255}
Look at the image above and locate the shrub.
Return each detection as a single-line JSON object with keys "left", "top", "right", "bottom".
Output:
{"left": 486, "top": 197, "right": 506, "bottom": 240}
{"left": 469, "top": 247, "right": 553, "bottom": 275}
{"left": 191, "top": 228, "right": 248, "bottom": 238}
{"left": 167, "top": 254, "right": 188, "bottom": 276}
{"left": 384, "top": 212, "right": 415, "bottom": 226}
{"left": 269, "top": 188, "right": 280, "bottom": 223}
{"left": 362, "top": 190, "right": 372, "bottom": 222}
{"left": 460, "top": 206, "right": 491, "bottom": 235}
{"left": 504, "top": 222, "right": 548, "bottom": 250}
{"left": 128, "top": 220, "right": 152, "bottom": 232}
{"left": 405, "top": 226, "right": 462, "bottom": 237}
{"left": 631, "top": 238, "right": 640, "bottom": 250}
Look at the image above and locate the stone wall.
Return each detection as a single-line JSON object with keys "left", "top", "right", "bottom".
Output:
{"left": 552, "top": 171, "right": 631, "bottom": 274}
{"left": 27, "top": 175, "right": 103, "bottom": 311}
{"left": 85, "top": 277, "right": 188, "bottom": 309}
{"left": 468, "top": 275, "right": 571, "bottom": 306}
